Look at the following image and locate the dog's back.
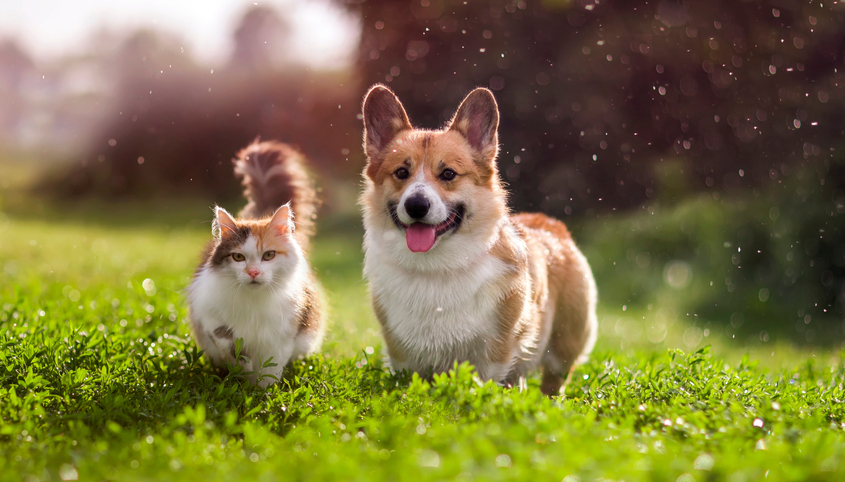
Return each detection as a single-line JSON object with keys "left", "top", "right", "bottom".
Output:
{"left": 511, "top": 213, "right": 598, "bottom": 394}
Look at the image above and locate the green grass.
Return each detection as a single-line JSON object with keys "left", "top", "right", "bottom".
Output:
{"left": 3, "top": 184, "right": 845, "bottom": 480}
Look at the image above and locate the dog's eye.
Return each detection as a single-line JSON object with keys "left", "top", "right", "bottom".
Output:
{"left": 394, "top": 167, "right": 410, "bottom": 180}
{"left": 439, "top": 169, "right": 457, "bottom": 181}
{"left": 231, "top": 253, "right": 245, "bottom": 262}
{"left": 262, "top": 251, "right": 276, "bottom": 261}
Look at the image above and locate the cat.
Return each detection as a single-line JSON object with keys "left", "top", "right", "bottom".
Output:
{"left": 187, "top": 140, "right": 325, "bottom": 387}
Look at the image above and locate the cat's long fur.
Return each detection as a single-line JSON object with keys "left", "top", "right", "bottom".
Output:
{"left": 188, "top": 141, "right": 325, "bottom": 387}
{"left": 233, "top": 140, "right": 318, "bottom": 249}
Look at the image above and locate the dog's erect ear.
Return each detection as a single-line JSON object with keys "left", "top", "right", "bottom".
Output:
{"left": 448, "top": 88, "right": 499, "bottom": 164}
{"left": 362, "top": 84, "right": 412, "bottom": 166}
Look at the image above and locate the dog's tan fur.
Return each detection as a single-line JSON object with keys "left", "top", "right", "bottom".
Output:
{"left": 360, "top": 84, "right": 597, "bottom": 395}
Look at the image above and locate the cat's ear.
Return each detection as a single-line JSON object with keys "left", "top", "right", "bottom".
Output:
{"left": 362, "top": 84, "right": 412, "bottom": 177}
{"left": 213, "top": 207, "right": 238, "bottom": 239}
{"left": 448, "top": 88, "right": 499, "bottom": 165}
{"left": 268, "top": 204, "right": 294, "bottom": 236}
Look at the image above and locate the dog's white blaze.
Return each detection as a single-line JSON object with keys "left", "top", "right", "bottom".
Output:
{"left": 188, "top": 241, "right": 309, "bottom": 386}
{"left": 396, "top": 179, "right": 449, "bottom": 225}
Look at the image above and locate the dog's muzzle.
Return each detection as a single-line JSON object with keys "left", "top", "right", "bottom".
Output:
{"left": 404, "top": 194, "right": 430, "bottom": 220}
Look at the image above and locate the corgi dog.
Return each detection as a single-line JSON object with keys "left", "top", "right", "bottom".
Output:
{"left": 359, "top": 85, "right": 597, "bottom": 395}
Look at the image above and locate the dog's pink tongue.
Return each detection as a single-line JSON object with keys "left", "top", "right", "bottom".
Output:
{"left": 406, "top": 223, "right": 436, "bottom": 252}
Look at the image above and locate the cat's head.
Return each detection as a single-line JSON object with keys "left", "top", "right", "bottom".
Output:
{"left": 206, "top": 204, "right": 302, "bottom": 287}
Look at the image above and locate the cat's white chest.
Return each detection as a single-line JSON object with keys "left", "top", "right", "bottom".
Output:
{"left": 189, "top": 269, "right": 298, "bottom": 356}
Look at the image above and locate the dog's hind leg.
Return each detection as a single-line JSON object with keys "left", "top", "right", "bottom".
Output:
{"left": 540, "top": 241, "right": 598, "bottom": 396}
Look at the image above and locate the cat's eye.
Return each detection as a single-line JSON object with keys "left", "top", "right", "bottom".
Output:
{"left": 231, "top": 253, "right": 245, "bottom": 262}
{"left": 439, "top": 168, "right": 457, "bottom": 181}
{"left": 262, "top": 251, "right": 276, "bottom": 261}
{"left": 394, "top": 167, "right": 409, "bottom": 180}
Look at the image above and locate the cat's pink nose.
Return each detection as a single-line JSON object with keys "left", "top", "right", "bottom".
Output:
{"left": 247, "top": 268, "right": 260, "bottom": 279}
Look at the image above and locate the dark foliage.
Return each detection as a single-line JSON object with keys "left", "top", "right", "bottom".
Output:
{"left": 584, "top": 157, "right": 845, "bottom": 341}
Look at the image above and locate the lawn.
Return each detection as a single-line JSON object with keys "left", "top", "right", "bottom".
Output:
{"left": 2, "top": 169, "right": 845, "bottom": 480}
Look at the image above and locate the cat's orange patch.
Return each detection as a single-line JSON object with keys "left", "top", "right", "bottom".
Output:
{"left": 239, "top": 219, "right": 291, "bottom": 257}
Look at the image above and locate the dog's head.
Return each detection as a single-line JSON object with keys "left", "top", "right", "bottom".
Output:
{"left": 360, "top": 85, "right": 508, "bottom": 263}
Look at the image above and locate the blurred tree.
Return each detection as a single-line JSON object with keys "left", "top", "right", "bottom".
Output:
{"left": 338, "top": 0, "right": 845, "bottom": 216}
{"left": 113, "top": 30, "right": 190, "bottom": 84}
{"left": 48, "top": 6, "right": 359, "bottom": 201}
{"left": 0, "top": 40, "right": 35, "bottom": 145}
{"left": 230, "top": 5, "right": 292, "bottom": 74}
{"left": 0, "top": 39, "right": 33, "bottom": 89}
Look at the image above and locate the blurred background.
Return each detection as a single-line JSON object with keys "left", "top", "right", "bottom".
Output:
{"left": 2, "top": 0, "right": 845, "bottom": 362}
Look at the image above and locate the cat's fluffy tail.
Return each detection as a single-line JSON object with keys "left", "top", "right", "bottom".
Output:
{"left": 233, "top": 140, "right": 318, "bottom": 247}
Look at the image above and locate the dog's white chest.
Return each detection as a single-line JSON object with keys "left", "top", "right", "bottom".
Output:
{"left": 366, "top": 252, "right": 511, "bottom": 369}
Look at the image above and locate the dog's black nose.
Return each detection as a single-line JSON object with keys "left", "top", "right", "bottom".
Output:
{"left": 404, "top": 194, "right": 430, "bottom": 219}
